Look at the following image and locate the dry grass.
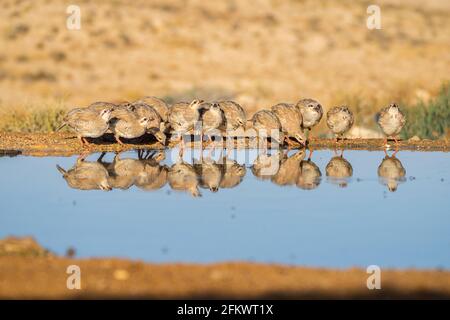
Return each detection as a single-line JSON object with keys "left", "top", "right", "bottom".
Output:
{"left": 0, "top": 0, "right": 449, "bottom": 133}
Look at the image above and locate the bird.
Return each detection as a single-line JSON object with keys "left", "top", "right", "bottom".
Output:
{"left": 218, "top": 100, "right": 247, "bottom": 133}
{"left": 134, "top": 152, "right": 168, "bottom": 191}
{"left": 271, "top": 103, "right": 306, "bottom": 148}
{"left": 129, "top": 101, "right": 163, "bottom": 131}
{"left": 134, "top": 96, "right": 170, "bottom": 123}
{"left": 377, "top": 152, "right": 406, "bottom": 192}
{"left": 251, "top": 110, "right": 284, "bottom": 148}
{"left": 271, "top": 149, "right": 306, "bottom": 186}
{"left": 99, "top": 153, "right": 145, "bottom": 190}
{"left": 109, "top": 108, "right": 150, "bottom": 145}
{"left": 326, "top": 106, "right": 354, "bottom": 143}
{"left": 251, "top": 151, "right": 282, "bottom": 180}
{"left": 219, "top": 157, "right": 246, "bottom": 189}
{"left": 128, "top": 101, "right": 167, "bottom": 145}
{"left": 57, "top": 106, "right": 112, "bottom": 146}
{"left": 296, "top": 158, "right": 322, "bottom": 190}
{"left": 88, "top": 101, "right": 118, "bottom": 113}
{"left": 295, "top": 98, "right": 323, "bottom": 140}
{"left": 199, "top": 102, "right": 225, "bottom": 147}
{"left": 167, "top": 99, "right": 203, "bottom": 153}
{"left": 194, "top": 157, "right": 223, "bottom": 193}
{"left": 56, "top": 154, "right": 112, "bottom": 191}
{"left": 168, "top": 160, "right": 201, "bottom": 197}
{"left": 376, "top": 103, "right": 406, "bottom": 146}
{"left": 325, "top": 155, "right": 353, "bottom": 188}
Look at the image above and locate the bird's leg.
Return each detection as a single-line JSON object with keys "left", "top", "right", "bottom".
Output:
{"left": 392, "top": 148, "right": 399, "bottom": 158}
{"left": 81, "top": 137, "right": 91, "bottom": 147}
{"left": 285, "top": 137, "right": 292, "bottom": 151}
{"left": 77, "top": 135, "right": 84, "bottom": 147}
{"left": 179, "top": 135, "right": 184, "bottom": 158}
{"left": 97, "top": 152, "right": 107, "bottom": 163}
{"left": 308, "top": 148, "right": 314, "bottom": 161}
{"left": 200, "top": 133, "right": 204, "bottom": 150}
{"left": 115, "top": 135, "right": 124, "bottom": 146}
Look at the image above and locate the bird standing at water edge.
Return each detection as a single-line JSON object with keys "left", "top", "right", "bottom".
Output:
{"left": 109, "top": 108, "right": 150, "bottom": 145}
{"left": 271, "top": 103, "right": 306, "bottom": 148}
{"left": 167, "top": 99, "right": 203, "bottom": 154}
{"left": 251, "top": 110, "right": 284, "bottom": 148}
{"left": 128, "top": 101, "right": 167, "bottom": 145}
{"left": 377, "top": 103, "right": 406, "bottom": 147}
{"left": 295, "top": 98, "right": 323, "bottom": 141}
{"left": 57, "top": 106, "right": 112, "bottom": 147}
{"left": 326, "top": 106, "right": 354, "bottom": 144}
{"left": 134, "top": 96, "right": 170, "bottom": 123}
{"left": 199, "top": 102, "right": 225, "bottom": 148}
{"left": 218, "top": 100, "right": 247, "bottom": 132}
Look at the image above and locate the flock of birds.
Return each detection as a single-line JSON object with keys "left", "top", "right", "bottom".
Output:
{"left": 58, "top": 96, "right": 407, "bottom": 150}
{"left": 56, "top": 149, "right": 406, "bottom": 196}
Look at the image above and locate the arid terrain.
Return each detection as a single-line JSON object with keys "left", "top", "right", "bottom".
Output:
{"left": 1, "top": 237, "right": 450, "bottom": 299}
{"left": 1, "top": 1, "right": 449, "bottom": 301}
{"left": 0, "top": 0, "right": 449, "bottom": 134}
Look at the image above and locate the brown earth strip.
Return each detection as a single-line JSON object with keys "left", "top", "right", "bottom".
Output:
{"left": 0, "top": 236, "right": 449, "bottom": 299}
{"left": 1, "top": 132, "right": 449, "bottom": 157}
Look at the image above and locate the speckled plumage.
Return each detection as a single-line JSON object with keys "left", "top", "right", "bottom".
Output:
{"left": 56, "top": 156, "right": 111, "bottom": 191}
{"left": 271, "top": 103, "right": 305, "bottom": 146}
{"left": 325, "top": 155, "right": 353, "bottom": 188}
{"left": 218, "top": 100, "right": 247, "bottom": 131}
{"left": 194, "top": 157, "right": 223, "bottom": 192}
{"left": 252, "top": 110, "right": 284, "bottom": 143}
{"left": 377, "top": 103, "right": 406, "bottom": 142}
{"left": 220, "top": 157, "right": 246, "bottom": 189}
{"left": 296, "top": 159, "right": 322, "bottom": 190}
{"left": 377, "top": 154, "right": 406, "bottom": 192}
{"left": 106, "top": 153, "right": 145, "bottom": 190}
{"left": 326, "top": 106, "right": 354, "bottom": 139}
{"left": 168, "top": 161, "right": 201, "bottom": 197}
{"left": 134, "top": 96, "right": 169, "bottom": 122}
{"left": 251, "top": 152, "right": 282, "bottom": 180}
{"left": 271, "top": 150, "right": 306, "bottom": 186}
{"left": 128, "top": 101, "right": 166, "bottom": 145}
{"left": 295, "top": 98, "right": 323, "bottom": 130}
{"left": 135, "top": 160, "right": 168, "bottom": 191}
{"left": 109, "top": 108, "right": 149, "bottom": 144}
{"left": 59, "top": 106, "right": 112, "bottom": 145}
{"left": 199, "top": 102, "right": 225, "bottom": 137}
{"left": 167, "top": 99, "right": 203, "bottom": 136}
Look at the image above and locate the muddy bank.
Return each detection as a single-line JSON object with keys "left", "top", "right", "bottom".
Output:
{"left": 1, "top": 237, "right": 450, "bottom": 299}
{"left": 0, "top": 132, "right": 449, "bottom": 157}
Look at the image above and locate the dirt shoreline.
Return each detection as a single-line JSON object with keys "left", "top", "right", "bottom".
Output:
{"left": 1, "top": 132, "right": 449, "bottom": 157}
{"left": 0, "top": 237, "right": 450, "bottom": 299}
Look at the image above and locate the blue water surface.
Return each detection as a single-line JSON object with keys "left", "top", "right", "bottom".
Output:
{"left": 0, "top": 149, "right": 449, "bottom": 269}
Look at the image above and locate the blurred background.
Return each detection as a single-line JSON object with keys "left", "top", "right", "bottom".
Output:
{"left": 0, "top": 0, "right": 449, "bottom": 138}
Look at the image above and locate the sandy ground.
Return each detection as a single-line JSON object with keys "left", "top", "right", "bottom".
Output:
{"left": 1, "top": 0, "right": 450, "bottom": 116}
{"left": 0, "top": 237, "right": 449, "bottom": 299}
{"left": 0, "top": 132, "right": 449, "bottom": 157}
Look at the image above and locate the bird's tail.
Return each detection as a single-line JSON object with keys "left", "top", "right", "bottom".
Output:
{"left": 55, "top": 122, "right": 67, "bottom": 132}
{"left": 374, "top": 112, "right": 381, "bottom": 123}
{"left": 56, "top": 165, "right": 66, "bottom": 175}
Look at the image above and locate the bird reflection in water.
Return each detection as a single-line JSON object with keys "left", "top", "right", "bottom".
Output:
{"left": 56, "top": 153, "right": 112, "bottom": 191}
{"left": 325, "top": 150, "right": 353, "bottom": 188}
{"left": 56, "top": 148, "right": 406, "bottom": 195}
{"left": 378, "top": 150, "right": 406, "bottom": 192}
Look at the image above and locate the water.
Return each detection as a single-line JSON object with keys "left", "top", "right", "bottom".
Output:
{"left": 1, "top": 148, "right": 449, "bottom": 269}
